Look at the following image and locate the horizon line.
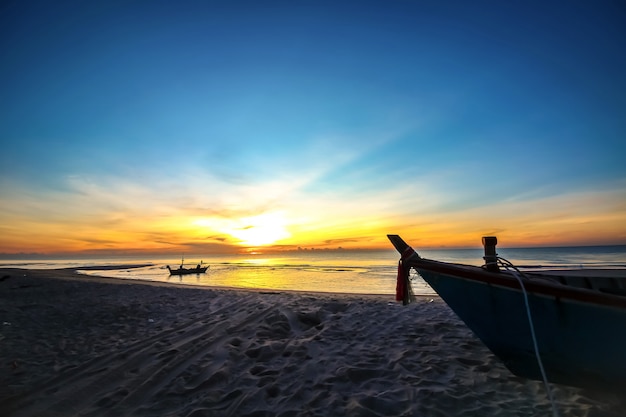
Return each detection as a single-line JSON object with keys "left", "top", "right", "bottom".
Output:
{"left": 2, "top": 242, "right": 626, "bottom": 259}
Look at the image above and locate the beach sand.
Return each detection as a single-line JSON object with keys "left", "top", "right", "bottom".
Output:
{"left": 0, "top": 268, "right": 623, "bottom": 417}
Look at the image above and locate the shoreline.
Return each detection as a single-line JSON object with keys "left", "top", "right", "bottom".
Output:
{"left": 1, "top": 268, "right": 623, "bottom": 416}
{"left": 2, "top": 266, "right": 400, "bottom": 298}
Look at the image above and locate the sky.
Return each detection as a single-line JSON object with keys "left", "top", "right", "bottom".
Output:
{"left": 1, "top": 0, "right": 625, "bottom": 255}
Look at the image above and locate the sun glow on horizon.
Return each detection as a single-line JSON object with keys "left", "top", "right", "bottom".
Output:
{"left": 194, "top": 212, "right": 292, "bottom": 247}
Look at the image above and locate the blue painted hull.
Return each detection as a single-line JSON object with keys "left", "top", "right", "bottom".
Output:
{"left": 419, "top": 268, "right": 626, "bottom": 391}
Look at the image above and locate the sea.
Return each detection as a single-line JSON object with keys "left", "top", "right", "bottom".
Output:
{"left": 2, "top": 246, "right": 625, "bottom": 295}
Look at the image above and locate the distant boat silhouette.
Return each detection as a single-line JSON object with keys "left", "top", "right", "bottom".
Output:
{"left": 166, "top": 258, "right": 209, "bottom": 275}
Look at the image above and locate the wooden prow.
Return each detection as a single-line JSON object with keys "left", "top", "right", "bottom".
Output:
{"left": 387, "top": 234, "right": 412, "bottom": 255}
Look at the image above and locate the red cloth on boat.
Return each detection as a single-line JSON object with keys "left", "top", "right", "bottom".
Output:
{"left": 396, "top": 260, "right": 407, "bottom": 302}
{"left": 396, "top": 247, "right": 416, "bottom": 302}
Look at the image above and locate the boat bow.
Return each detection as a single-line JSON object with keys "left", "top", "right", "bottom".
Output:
{"left": 387, "top": 234, "right": 626, "bottom": 393}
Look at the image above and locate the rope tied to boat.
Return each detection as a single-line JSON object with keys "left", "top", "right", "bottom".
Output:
{"left": 497, "top": 256, "right": 560, "bottom": 417}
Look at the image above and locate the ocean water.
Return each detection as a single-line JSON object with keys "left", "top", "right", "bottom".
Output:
{"left": 2, "top": 245, "right": 625, "bottom": 295}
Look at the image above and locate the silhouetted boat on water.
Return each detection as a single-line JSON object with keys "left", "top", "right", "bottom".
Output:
{"left": 166, "top": 259, "right": 209, "bottom": 275}
{"left": 388, "top": 234, "right": 626, "bottom": 393}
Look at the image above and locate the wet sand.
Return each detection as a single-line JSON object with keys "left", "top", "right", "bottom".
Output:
{"left": 0, "top": 268, "right": 623, "bottom": 416}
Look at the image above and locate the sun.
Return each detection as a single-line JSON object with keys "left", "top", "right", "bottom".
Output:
{"left": 229, "top": 213, "right": 291, "bottom": 246}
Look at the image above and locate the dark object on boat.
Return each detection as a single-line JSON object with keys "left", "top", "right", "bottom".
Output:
{"left": 388, "top": 234, "right": 626, "bottom": 393}
{"left": 166, "top": 264, "right": 209, "bottom": 275}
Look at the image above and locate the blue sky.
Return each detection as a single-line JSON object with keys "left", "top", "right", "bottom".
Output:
{"left": 1, "top": 0, "right": 625, "bottom": 254}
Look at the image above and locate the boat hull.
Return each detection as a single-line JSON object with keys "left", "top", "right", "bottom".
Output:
{"left": 167, "top": 266, "right": 209, "bottom": 275}
{"left": 418, "top": 267, "right": 626, "bottom": 391}
{"left": 388, "top": 234, "right": 626, "bottom": 392}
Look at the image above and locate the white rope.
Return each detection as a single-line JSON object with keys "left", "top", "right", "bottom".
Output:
{"left": 497, "top": 257, "right": 559, "bottom": 417}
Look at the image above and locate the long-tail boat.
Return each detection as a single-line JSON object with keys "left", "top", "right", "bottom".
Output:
{"left": 388, "top": 234, "right": 626, "bottom": 393}
{"left": 166, "top": 260, "right": 209, "bottom": 275}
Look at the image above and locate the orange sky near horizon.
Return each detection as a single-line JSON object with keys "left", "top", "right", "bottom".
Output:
{"left": 1, "top": 183, "right": 625, "bottom": 256}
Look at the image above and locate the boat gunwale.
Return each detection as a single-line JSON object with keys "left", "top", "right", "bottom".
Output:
{"left": 407, "top": 257, "right": 626, "bottom": 309}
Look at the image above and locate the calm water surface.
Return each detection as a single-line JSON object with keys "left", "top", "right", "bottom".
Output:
{"left": 2, "top": 246, "right": 625, "bottom": 295}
